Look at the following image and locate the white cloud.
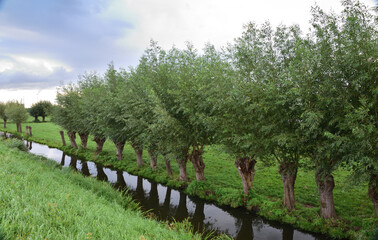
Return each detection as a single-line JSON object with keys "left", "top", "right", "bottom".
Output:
{"left": 0, "top": 87, "right": 57, "bottom": 108}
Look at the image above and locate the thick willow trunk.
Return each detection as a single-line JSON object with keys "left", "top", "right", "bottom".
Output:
{"left": 163, "top": 153, "right": 173, "bottom": 176}
{"left": 113, "top": 140, "right": 125, "bottom": 161}
{"left": 3, "top": 119, "right": 6, "bottom": 128}
{"left": 78, "top": 132, "right": 89, "bottom": 149}
{"left": 16, "top": 123, "right": 22, "bottom": 133}
{"left": 132, "top": 144, "right": 143, "bottom": 167}
{"left": 59, "top": 131, "right": 66, "bottom": 146}
{"left": 316, "top": 173, "right": 337, "bottom": 219}
{"left": 177, "top": 157, "right": 188, "bottom": 181}
{"left": 42, "top": 116, "right": 46, "bottom": 122}
{"left": 190, "top": 148, "right": 205, "bottom": 181}
{"left": 235, "top": 157, "right": 256, "bottom": 195}
{"left": 93, "top": 136, "right": 106, "bottom": 154}
{"left": 34, "top": 116, "right": 38, "bottom": 122}
{"left": 279, "top": 162, "right": 298, "bottom": 211}
{"left": 148, "top": 149, "right": 158, "bottom": 169}
{"left": 67, "top": 131, "right": 78, "bottom": 149}
{"left": 368, "top": 174, "right": 378, "bottom": 216}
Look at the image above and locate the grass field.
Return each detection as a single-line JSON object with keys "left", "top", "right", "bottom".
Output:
{"left": 1, "top": 117, "right": 377, "bottom": 239}
{"left": 0, "top": 138, "right": 211, "bottom": 240}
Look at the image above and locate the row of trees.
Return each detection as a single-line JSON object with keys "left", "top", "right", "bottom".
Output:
{"left": 53, "top": 1, "right": 377, "bottom": 218}
{"left": 0, "top": 100, "right": 53, "bottom": 132}
{"left": 0, "top": 101, "right": 29, "bottom": 132}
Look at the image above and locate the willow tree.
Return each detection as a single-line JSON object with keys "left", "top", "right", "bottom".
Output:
{"left": 101, "top": 63, "right": 129, "bottom": 161}
{"left": 0, "top": 102, "right": 7, "bottom": 128}
{"left": 78, "top": 72, "right": 108, "bottom": 153}
{"left": 4, "top": 101, "right": 28, "bottom": 133}
{"left": 142, "top": 43, "right": 191, "bottom": 181}
{"left": 53, "top": 84, "right": 81, "bottom": 149}
{"left": 258, "top": 24, "right": 307, "bottom": 211}
{"left": 334, "top": 0, "right": 378, "bottom": 216}
{"left": 298, "top": 2, "right": 357, "bottom": 219}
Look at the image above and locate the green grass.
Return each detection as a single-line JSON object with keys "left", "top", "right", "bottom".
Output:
{"left": 0, "top": 139, "right": 206, "bottom": 240}
{"left": 1, "top": 117, "right": 377, "bottom": 239}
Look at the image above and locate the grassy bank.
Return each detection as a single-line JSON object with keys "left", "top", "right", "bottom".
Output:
{"left": 0, "top": 139, "right": 206, "bottom": 240}
{"left": 1, "top": 119, "right": 377, "bottom": 239}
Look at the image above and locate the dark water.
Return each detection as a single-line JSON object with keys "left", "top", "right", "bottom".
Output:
{"left": 1, "top": 132, "right": 330, "bottom": 240}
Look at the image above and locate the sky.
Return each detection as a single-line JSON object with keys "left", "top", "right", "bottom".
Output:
{"left": 0, "top": 0, "right": 376, "bottom": 107}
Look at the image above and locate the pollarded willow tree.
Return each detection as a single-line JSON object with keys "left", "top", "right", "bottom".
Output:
{"left": 101, "top": 63, "right": 130, "bottom": 161}
{"left": 78, "top": 72, "right": 108, "bottom": 153}
{"left": 256, "top": 24, "right": 307, "bottom": 211}
{"left": 53, "top": 84, "right": 81, "bottom": 149}
{"left": 145, "top": 44, "right": 191, "bottom": 181}
{"left": 333, "top": 0, "right": 377, "bottom": 216}
{"left": 297, "top": 2, "right": 366, "bottom": 219}
{"left": 4, "top": 101, "right": 28, "bottom": 133}
{"left": 146, "top": 42, "right": 223, "bottom": 181}
{"left": 0, "top": 102, "right": 7, "bottom": 128}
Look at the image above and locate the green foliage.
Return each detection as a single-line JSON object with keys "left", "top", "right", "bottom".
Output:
{"left": 4, "top": 101, "right": 28, "bottom": 125}
{"left": 3, "top": 139, "right": 28, "bottom": 151}
{"left": 29, "top": 100, "right": 52, "bottom": 122}
{"left": 0, "top": 102, "right": 7, "bottom": 121}
{"left": 52, "top": 84, "right": 81, "bottom": 133}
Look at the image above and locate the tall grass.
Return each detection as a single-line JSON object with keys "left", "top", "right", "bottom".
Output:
{"left": 0, "top": 140, "right": 202, "bottom": 240}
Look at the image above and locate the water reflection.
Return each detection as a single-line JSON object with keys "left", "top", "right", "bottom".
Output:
{"left": 96, "top": 163, "right": 108, "bottom": 182}
{"left": 61, "top": 154, "right": 66, "bottom": 165}
{"left": 81, "top": 161, "right": 91, "bottom": 177}
{"left": 0, "top": 132, "right": 331, "bottom": 240}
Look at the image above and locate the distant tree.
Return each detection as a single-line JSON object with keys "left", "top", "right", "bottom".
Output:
{"left": 29, "top": 101, "right": 53, "bottom": 122}
{"left": 0, "top": 102, "right": 7, "bottom": 128}
{"left": 4, "top": 101, "right": 29, "bottom": 133}
{"left": 38, "top": 101, "right": 52, "bottom": 121}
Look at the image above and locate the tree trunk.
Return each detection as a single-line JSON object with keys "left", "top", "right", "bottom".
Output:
{"left": 132, "top": 144, "right": 143, "bottom": 167}
{"left": 26, "top": 126, "right": 29, "bottom": 135}
{"left": 67, "top": 131, "right": 78, "bottom": 149}
{"left": 78, "top": 132, "right": 89, "bottom": 149}
{"left": 113, "top": 140, "right": 126, "bottom": 161}
{"left": 235, "top": 157, "right": 257, "bottom": 195}
{"left": 316, "top": 173, "right": 337, "bottom": 219}
{"left": 42, "top": 116, "right": 46, "bottom": 122}
{"left": 93, "top": 136, "right": 106, "bottom": 154}
{"left": 190, "top": 148, "right": 205, "bottom": 181}
{"left": 3, "top": 119, "right": 6, "bottom": 128}
{"left": 34, "top": 116, "right": 38, "bottom": 122}
{"left": 368, "top": 174, "right": 378, "bottom": 216}
{"left": 59, "top": 131, "right": 66, "bottom": 146}
{"left": 148, "top": 149, "right": 158, "bottom": 169}
{"left": 28, "top": 126, "right": 32, "bottom": 136}
{"left": 163, "top": 153, "right": 173, "bottom": 176}
{"left": 178, "top": 159, "right": 188, "bottom": 181}
{"left": 279, "top": 162, "right": 298, "bottom": 211}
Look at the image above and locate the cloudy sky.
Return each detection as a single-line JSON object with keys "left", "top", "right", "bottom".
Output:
{"left": 0, "top": 0, "right": 376, "bottom": 107}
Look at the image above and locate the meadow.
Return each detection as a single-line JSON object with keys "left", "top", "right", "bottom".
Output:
{"left": 1, "top": 118, "right": 377, "bottom": 239}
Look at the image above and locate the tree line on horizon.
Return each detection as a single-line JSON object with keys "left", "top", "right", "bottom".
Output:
{"left": 1, "top": 0, "right": 376, "bottom": 220}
